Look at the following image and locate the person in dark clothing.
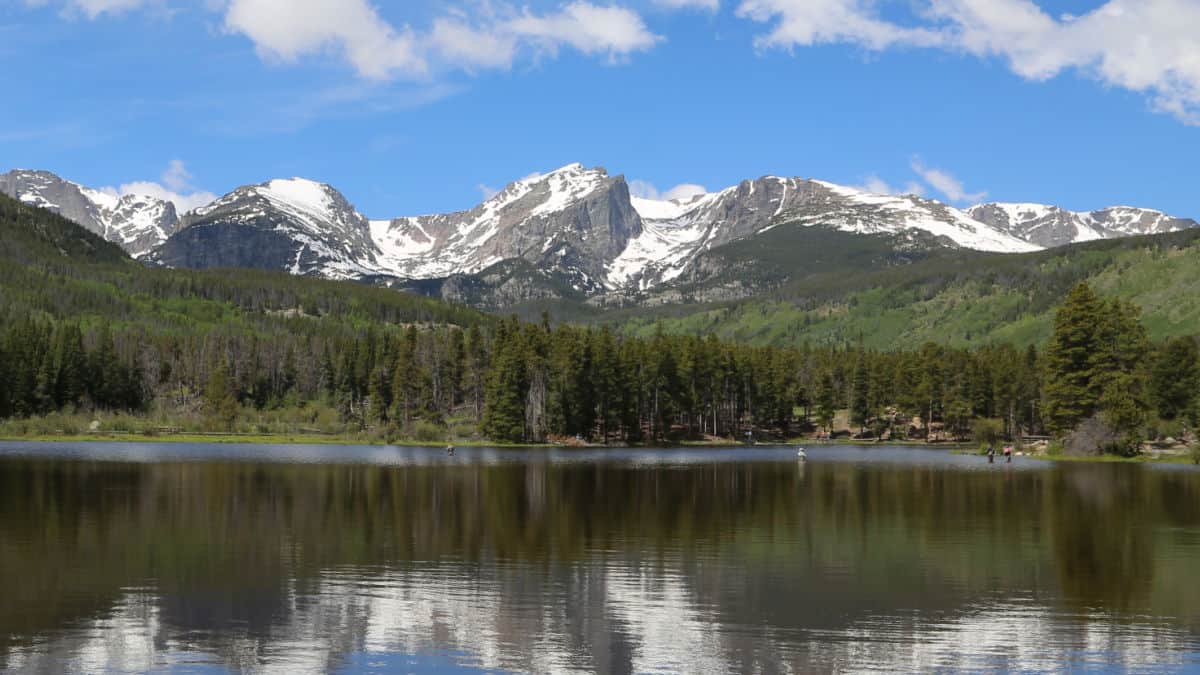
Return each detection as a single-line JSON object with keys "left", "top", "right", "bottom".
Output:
{"left": 987, "top": 444, "right": 995, "bottom": 464}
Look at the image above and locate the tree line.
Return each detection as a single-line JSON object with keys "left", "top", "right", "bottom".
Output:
{"left": 2, "top": 282, "right": 1195, "bottom": 447}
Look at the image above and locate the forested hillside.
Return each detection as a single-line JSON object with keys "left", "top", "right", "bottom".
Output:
{"left": 1, "top": 193, "right": 1198, "bottom": 453}
{"left": 608, "top": 229, "right": 1200, "bottom": 349}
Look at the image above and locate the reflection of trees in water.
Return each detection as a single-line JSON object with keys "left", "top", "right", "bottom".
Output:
{"left": 1048, "top": 465, "right": 1154, "bottom": 613}
{"left": 2, "top": 458, "right": 1200, "bottom": 671}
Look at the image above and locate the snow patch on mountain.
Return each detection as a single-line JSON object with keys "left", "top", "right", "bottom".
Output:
{"left": 0, "top": 169, "right": 179, "bottom": 256}
{"left": 967, "top": 202, "right": 1198, "bottom": 249}
{"left": 372, "top": 163, "right": 622, "bottom": 280}
{"left": 9, "top": 164, "right": 1200, "bottom": 302}
{"left": 810, "top": 182, "right": 1040, "bottom": 253}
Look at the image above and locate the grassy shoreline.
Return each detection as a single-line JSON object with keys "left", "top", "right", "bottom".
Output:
{"left": 2, "top": 433, "right": 1195, "bottom": 465}
{"left": 0, "top": 432, "right": 991, "bottom": 451}
{"left": 954, "top": 447, "right": 1199, "bottom": 466}
{"left": 0, "top": 432, "right": 554, "bottom": 447}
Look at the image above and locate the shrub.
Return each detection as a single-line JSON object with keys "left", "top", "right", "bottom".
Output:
{"left": 971, "top": 418, "right": 1004, "bottom": 446}
{"left": 409, "top": 420, "right": 446, "bottom": 443}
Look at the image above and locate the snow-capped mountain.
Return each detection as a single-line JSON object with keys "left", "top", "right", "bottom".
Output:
{"left": 614, "top": 177, "right": 1039, "bottom": 291}
{"left": 153, "top": 178, "right": 379, "bottom": 278}
{"left": 0, "top": 169, "right": 179, "bottom": 256}
{"left": 372, "top": 163, "right": 640, "bottom": 293}
{"left": 6, "top": 164, "right": 1198, "bottom": 307}
{"left": 967, "top": 203, "right": 1198, "bottom": 248}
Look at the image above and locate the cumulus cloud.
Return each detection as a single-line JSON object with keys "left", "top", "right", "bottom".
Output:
{"left": 653, "top": 0, "right": 720, "bottom": 11}
{"left": 857, "top": 175, "right": 925, "bottom": 197}
{"left": 427, "top": 2, "right": 661, "bottom": 71}
{"left": 735, "top": 0, "right": 1200, "bottom": 125}
{"left": 111, "top": 160, "right": 217, "bottom": 213}
{"left": 629, "top": 179, "right": 709, "bottom": 201}
{"left": 910, "top": 159, "right": 986, "bottom": 203}
{"left": 736, "top": 0, "right": 944, "bottom": 51}
{"left": 35, "top": 0, "right": 661, "bottom": 80}
{"left": 23, "top": 0, "right": 154, "bottom": 19}
{"left": 223, "top": 0, "right": 428, "bottom": 79}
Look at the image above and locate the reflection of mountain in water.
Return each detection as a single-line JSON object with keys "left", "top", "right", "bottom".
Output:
{"left": 2, "top": 455, "right": 1199, "bottom": 672}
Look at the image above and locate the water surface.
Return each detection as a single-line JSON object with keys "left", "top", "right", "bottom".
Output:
{"left": 2, "top": 442, "right": 1199, "bottom": 673}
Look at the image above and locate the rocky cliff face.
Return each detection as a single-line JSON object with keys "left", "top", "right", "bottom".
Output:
{"left": 0, "top": 169, "right": 179, "bottom": 256}
{"left": 9, "top": 163, "right": 1200, "bottom": 310}
{"left": 372, "top": 164, "right": 641, "bottom": 293}
{"left": 165, "top": 178, "right": 379, "bottom": 279}
{"left": 967, "top": 203, "right": 1198, "bottom": 248}
{"left": 613, "top": 177, "right": 1037, "bottom": 291}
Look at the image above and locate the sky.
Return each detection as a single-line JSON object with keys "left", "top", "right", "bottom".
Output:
{"left": 2, "top": 0, "right": 1199, "bottom": 219}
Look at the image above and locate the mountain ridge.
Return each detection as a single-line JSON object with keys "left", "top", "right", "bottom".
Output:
{"left": 4, "top": 164, "right": 1197, "bottom": 309}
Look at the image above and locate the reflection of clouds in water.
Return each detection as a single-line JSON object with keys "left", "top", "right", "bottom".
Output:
{"left": 809, "top": 599, "right": 1196, "bottom": 673}
{"left": 5, "top": 563, "right": 1200, "bottom": 674}
{"left": 601, "top": 566, "right": 729, "bottom": 674}
{"left": 6, "top": 593, "right": 166, "bottom": 674}
{"left": 5, "top": 559, "right": 753, "bottom": 673}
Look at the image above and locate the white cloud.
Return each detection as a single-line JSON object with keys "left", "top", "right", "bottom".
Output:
{"left": 159, "top": 159, "right": 191, "bottom": 192}
{"left": 857, "top": 175, "right": 925, "bottom": 197}
{"left": 505, "top": 2, "right": 662, "bottom": 60}
{"left": 223, "top": 0, "right": 428, "bottom": 80}
{"left": 630, "top": 179, "right": 709, "bottom": 201}
{"left": 735, "top": 0, "right": 1200, "bottom": 125}
{"left": 31, "top": 0, "right": 660, "bottom": 79}
{"left": 736, "top": 0, "right": 944, "bottom": 51}
{"left": 653, "top": 0, "right": 720, "bottom": 12}
{"left": 425, "top": 2, "right": 660, "bottom": 72}
{"left": 478, "top": 183, "right": 500, "bottom": 199}
{"left": 910, "top": 159, "right": 986, "bottom": 203}
{"left": 111, "top": 160, "right": 217, "bottom": 213}
{"left": 24, "top": 0, "right": 154, "bottom": 19}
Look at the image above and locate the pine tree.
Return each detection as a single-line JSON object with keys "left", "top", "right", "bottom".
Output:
{"left": 849, "top": 354, "right": 871, "bottom": 434}
{"left": 482, "top": 319, "right": 529, "bottom": 443}
{"left": 816, "top": 371, "right": 836, "bottom": 435}
{"left": 1150, "top": 336, "right": 1200, "bottom": 422}
{"left": 463, "top": 324, "right": 487, "bottom": 423}
{"left": 203, "top": 360, "right": 239, "bottom": 431}
{"left": 1043, "top": 283, "right": 1105, "bottom": 432}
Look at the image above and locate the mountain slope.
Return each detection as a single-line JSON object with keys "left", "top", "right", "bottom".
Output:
{"left": 0, "top": 190, "right": 131, "bottom": 267}
{"left": 153, "top": 178, "right": 380, "bottom": 279}
{"left": 609, "top": 228, "right": 1200, "bottom": 349}
{"left": 967, "top": 202, "right": 1197, "bottom": 248}
{"left": 614, "top": 178, "right": 1036, "bottom": 292}
{"left": 0, "top": 191, "right": 486, "bottom": 331}
{"left": 372, "top": 163, "right": 641, "bottom": 293}
{"left": 8, "top": 164, "right": 1199, "bottom": 313}
{"left": 0, "top": 169, "right": 179, "bottom": 256}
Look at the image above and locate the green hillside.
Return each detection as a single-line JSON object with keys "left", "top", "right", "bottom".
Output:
{"left": 0, "top": 193, "right": 487, "bottom": 333}
{"left": 609, "top": 229, "right": 1200, "bottom": 349}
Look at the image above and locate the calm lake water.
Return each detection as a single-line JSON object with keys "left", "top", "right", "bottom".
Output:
{"left": 2, "top": 442, "right": 1199, "bottom": 674}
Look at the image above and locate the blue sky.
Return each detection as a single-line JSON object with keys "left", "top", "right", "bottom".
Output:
{"left": 2, "top": 0, "right": 1199, "bottom": 219}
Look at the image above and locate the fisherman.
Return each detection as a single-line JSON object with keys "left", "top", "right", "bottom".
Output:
{"left": 446, "top": 445, "right": 455, "bottom": 457}
{"left": 987, "top": 443, "right": 995, "bottom": 464}
{"left": 1003, "top": 445, "right": 1013, "bottom": 463}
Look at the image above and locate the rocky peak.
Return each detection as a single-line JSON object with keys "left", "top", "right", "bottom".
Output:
{"left": 0, "top": 168, "right": 181, "bottom": 256}
{"left": 968, "top": 202, "right": 1198, "bottom": 248}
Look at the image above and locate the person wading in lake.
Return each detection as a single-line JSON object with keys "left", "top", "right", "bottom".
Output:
{"left": 1004, "top": 445, "right": 1013, "bottom": 463}
{"left": 987, "top": 444, "right": 995, "bottom": 464}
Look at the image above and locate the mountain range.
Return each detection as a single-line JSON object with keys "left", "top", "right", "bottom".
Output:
{"left": 3, "top": 164, "right": 1196, "bottom": 309}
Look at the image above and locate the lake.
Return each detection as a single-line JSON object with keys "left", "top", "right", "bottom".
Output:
{"left": 1, "top": 442, "right": 1199, "bottom": 673}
